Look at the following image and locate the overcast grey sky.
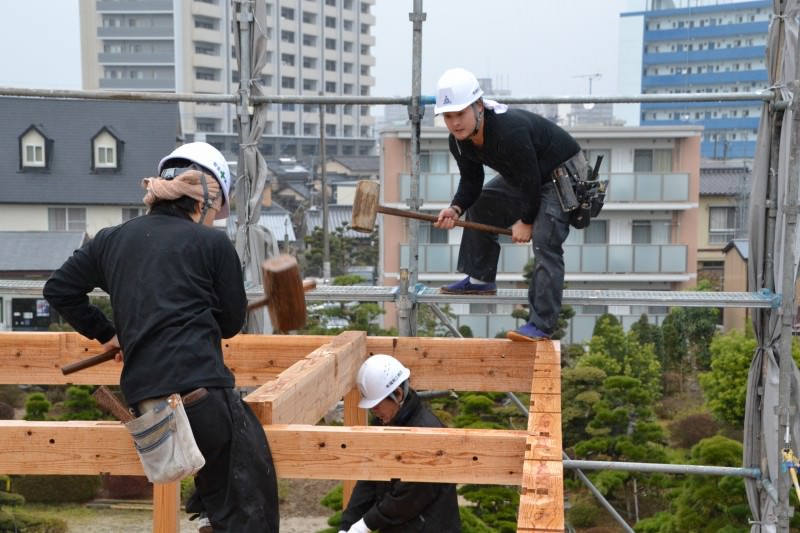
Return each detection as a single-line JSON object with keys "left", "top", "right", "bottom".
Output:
{"left": 0, "top": 0, "right": 623, "bottom": 96}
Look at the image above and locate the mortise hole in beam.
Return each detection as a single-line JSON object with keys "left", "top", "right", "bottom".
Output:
{"left": 318, "top": 442, "right": 326, "bottom": 448}
{"left": 49, "top": 439, "right": 55, "bottom": 444}
{"left": 472, "top": 456, "right": 478, "bottom": 461}
{"left": 340, "top": 443, "right": 347, "bottom": 449}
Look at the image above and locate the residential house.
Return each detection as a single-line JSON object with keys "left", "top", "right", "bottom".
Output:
{"left": 378, "top": 123, "right": 702, "bottom": 343}
{"left": 722, "top": 239, "right": 749, "bottom": 332}
{"left": 0, "top": 96, "right": 180, "bottom": 237}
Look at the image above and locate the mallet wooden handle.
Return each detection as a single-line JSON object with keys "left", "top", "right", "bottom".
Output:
{"left": 93, "top": 385, "right": 134, "bottom": 422}
{"left": 61, "top": 347, "right": 120, "bottom": 376}
{"left": 377, "top": 205, "right": 512, "bottom": 236}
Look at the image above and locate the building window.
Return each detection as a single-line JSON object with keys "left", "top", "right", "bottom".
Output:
{"left": 584, "top": 220, "right": 608, "bottom": 244}
{"left": 632, "top": 220, "right": 652, "bottom": 244}
{"left": 343, "top": 41, "right": 353, "bottom": 52}
{"left": 196, "top": 118, "right": 219, "bottom": 132}
{"left": 282, "top": 76, "right": 296, "bottom": 89}
{"left": 325, "top": 59, "right": 337, "bottom": 71}
{"left": 22, "top": 132, "right": 46, "bottom": 168}
{"left": 122, "top": 207, "right": 145, "bottom": 221}
{"left": 325, "top": 124, "right": 336, "bottom": 136}
{"left": 302, "top": 12, "right": 316, "bottom": 24}
{"left": 343, "top": 19, "right": 354, "bottom": 31}
{"left": 282, "top": 122, "right": 296, "bottom": 135}
{"left": 195, "top": 68, "right": 218, "bottom": 81}
{"left": 633, "top": 149, "right": 672, "bottom": 172}
{"left": 95, "top": 145, "right": 116, "bottom": 168}
{"left": 281, "top": 6, "right": 295, "bottom": 19}
{"left": 343, "top": 62, "right": 354, "bottom": 73}
{"left": 303, "top": 79, "right": 317, "bottom": 90}
{"left": 709, "top": 206, "right": 737, "bottom": 244}
{"left": 325, "top": 38, "right": 336, "bottom": 50}
{"left": 48, "top": 207, "right": 87, "bottom": 232}
{"left": 303, "top": 124, "right": 318, "bottom": 135}
{"left": 325, "top": 81, "right": 337, "bottom": 92}
{"left": 281, "top": 30, "right": 295, "bottom": 43}
{"left": 302, "top": 34, "right": 317, "bottom": 46}
{"left": 281, "top": 53, "right": 295, "bottom": 66}
{"left": 303, "top": 56, "right": 317, "bottom": 69}
{"left": 325, "top": 16, "right": 336, "bottom": 28}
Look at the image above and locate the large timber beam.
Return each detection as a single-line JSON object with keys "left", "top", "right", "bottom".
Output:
{"left": 0, "top": 332, "right": 548, "bottom": 392}
{"left": 244, "top": 331, "right": 367, "bottom": 424}
{"left": 0, "top": 421, "right": 529, "bottom": 485}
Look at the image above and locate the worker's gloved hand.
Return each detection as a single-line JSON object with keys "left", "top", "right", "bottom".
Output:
{"left": 346, "top": 518, "right": 371, "bottom": 533}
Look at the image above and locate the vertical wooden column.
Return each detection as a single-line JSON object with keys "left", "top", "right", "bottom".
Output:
{"left": 152, "top": 481, "right": 180, "bottom": 533}
{"left": 516, "top": 340, "right": 564, "bottom": 533}
{"left": 342, "top": 387, "right": 368, "bottom": 507}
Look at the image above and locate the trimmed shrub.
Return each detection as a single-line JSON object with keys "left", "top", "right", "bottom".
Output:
{"left": 568, "top": 500, "right": 601, "bottom": 528}
{"left": 12, "top": 475, "right": 100, "bottom": 503}
{"left": 668, "top": 412, "right": 720, "bottom": 449}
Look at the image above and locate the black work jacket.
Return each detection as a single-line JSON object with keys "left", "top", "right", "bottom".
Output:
{"left": 44, "top": 212, "right": 246, "bottom": 405}
{"left": 340, "top": 390, "right": 462, "bottom": 532}
{"left": 449, "top": 107, "right": 581, "bottom": 224}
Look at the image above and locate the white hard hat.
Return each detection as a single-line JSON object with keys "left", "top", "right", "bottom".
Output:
{"left": 158, "top": 142, "right": 231, "bottom": 219}
{"left": 356, "top": 354, "right": 411, "bottom": 409}
{"left": 434, "top": 67, "right": 484, "bottom": 114}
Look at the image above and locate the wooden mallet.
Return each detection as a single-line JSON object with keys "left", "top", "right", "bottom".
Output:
{"left": 247, "top": 254, "right": 316, "bottom": 333}
{"left": 61, "top": 254, "right": 314, "bottom": 375}
{"left": 351, "top": 180, "right": 512, "bottom": 236}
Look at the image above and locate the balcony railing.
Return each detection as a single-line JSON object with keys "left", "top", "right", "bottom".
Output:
{"left": 399, "top": 171, "right": 691, "bottom": 205}
{"left": 399, "top": 243, "right": 688, "bottom": 275}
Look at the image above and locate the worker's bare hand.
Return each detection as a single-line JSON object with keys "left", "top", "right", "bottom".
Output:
{"left": 511, "top": 220, "right": 533, "bottom": 243}
{"left": 102, "top": 335, "right": 123, "bottom": 362}
{"left": 434, "top": 207, "right": 459, "bottom": 229}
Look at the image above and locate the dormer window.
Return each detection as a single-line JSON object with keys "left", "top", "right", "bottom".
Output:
{"left": 92, "top": 128, "right": 122, "bottom": 171}
{"left": 20, "top": 128, "right": 47, "bottom": 168}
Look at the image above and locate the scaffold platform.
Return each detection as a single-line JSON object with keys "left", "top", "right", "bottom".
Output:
{"left": 0, "top": 279, "right": 779, "bottom": 309}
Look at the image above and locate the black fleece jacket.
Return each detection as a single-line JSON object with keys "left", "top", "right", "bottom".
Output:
{"left": 340, "top": 389, "right": 462, "bottom": 532}
{"left": 449, "top": 107, "right": 581, "bottom": 224}
{"left": 44, "top": 212, "right": 246, "bottom": 405}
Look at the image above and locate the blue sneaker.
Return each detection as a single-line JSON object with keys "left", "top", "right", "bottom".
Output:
{"left": 506, "top": 322, "right": 551, "bottom": 342}
{"left": 440, "top": 276, "right": 497, "bottom": 295}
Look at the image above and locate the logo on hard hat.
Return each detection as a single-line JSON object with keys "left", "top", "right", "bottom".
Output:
{"left": 442, "top": 95, "right": 452, "bottom": 104}
{"left": 385, "top": 369, "right": 403, "bottom": 389}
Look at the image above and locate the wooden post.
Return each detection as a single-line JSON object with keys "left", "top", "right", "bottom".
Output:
{"left": 152, "top": 482, "right": 180, "bottom": 533}
{"left": 342, "top": 387, "right": 368, "bottom": 507}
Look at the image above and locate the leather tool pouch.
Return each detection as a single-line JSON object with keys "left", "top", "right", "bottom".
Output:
{"left": 125, "top": 393, "right": 205, "bottom": 484}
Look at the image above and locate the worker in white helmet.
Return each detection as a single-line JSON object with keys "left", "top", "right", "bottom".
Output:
{"left": 338, "top": 354, "right": 461, "bottom": 533}
{"left": 433, "top": 67, "right": 589, "bottom": 341}
{"left": 44, "top": 142, "right": 279, "bottom": 533}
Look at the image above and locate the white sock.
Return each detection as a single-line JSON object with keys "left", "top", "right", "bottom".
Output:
{"left": 469, "top": 277, "right": 486, "bottom": 284}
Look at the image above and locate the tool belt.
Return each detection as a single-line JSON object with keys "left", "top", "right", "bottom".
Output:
{"left": 126, "top": 388, "right": 208, "bottom": 484}
{"left": 550, "top": 154, "right": 607, "bottom": 229}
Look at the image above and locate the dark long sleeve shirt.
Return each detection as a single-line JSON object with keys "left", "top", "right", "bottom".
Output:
{"left": 449, "top": 108, "right": 581, "bottom": 224}
{"left": 44, "top": 213, "right": 246, "bottom": 405}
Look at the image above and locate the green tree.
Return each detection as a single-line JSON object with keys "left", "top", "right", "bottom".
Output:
{"left": 59, "top": 386, "right": 103, "bottom": 421}
{"left": 302, "top": 224, "right": 377, "bottom": 278}
{"left": 635, "top": 436, "right": 749, "bottom": 533}
{"left": 23, "top": 392, "right": 51, "bottom": 421}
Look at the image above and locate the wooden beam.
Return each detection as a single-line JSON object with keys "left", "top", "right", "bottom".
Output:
{"left": 0, "top": 421, "right": 528, "bottom": 485}
{"left": 152, "top": 483, "right": 180, "bottom": 533}
{"left": 244, "top": 331, "right": 367, "bottom": 424}
{"left": 266, "top": 425, "right": 527, "bottom": 485}
{"left": 0, "top": 333, "right": 557, "bottom": 393}
{"left": 342, "top": 387, "right": 367, "bottom": 507}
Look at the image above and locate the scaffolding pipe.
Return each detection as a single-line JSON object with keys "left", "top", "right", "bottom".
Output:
{"left": 0, "top": 86, "right": 773, "bottom": 105}
{"left": 564, "top": 460, "right": 761, "bottom": 479}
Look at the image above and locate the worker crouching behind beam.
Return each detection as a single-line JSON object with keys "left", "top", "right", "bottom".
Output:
{"left": 43, "top": 142, "right": 279, "bottom": 533}
{"left": 339, "top": 354, "right": 462, "bottom": 533}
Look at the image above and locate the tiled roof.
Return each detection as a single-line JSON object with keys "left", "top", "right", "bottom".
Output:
{"left": 0, "top": 231, "right": 87, "bottom": 271}
{"left": 0, "top": 96, "right": 180, "bottom": 207}
{"left": 700, "top": 166, "right": 751, "bottom": 196}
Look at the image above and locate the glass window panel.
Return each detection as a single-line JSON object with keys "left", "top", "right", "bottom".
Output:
{"left": 651, "top": 220, "right": 671, "bottom": 244}
{"left": 632, "top": 220, "right": 651, "bottom": 244}
{"left": 488, "top": 315, "right": 518, "bottom": 335}
{"left": 653, "top": 149, "right": 673, "bottom": 171}
{"left": 662, "top": 173, "right": 689, "bottom": 201}
{"left": 500, "top": 244, "right": 531, "bottom": 273}
{"left": 608, "top": 245, "right": 633, "bottom": 272}
{"left": 458, "top": 315, "right": 488, "bottom": 338}
{"left": 422, "top": 174, "right": 455, "bottom": 202}
{"left": 636, "top": 174, "right": 662, "bottom": 201}
{"left": 634, "top": 245, "right": 660, "bottom": 272}
{"left": 564, "top": 245, "right": 581, "bottom": 272}
{"left": 424, "top": 244, "right": 453, "bottom": 272}
{"left": 609, "top": 174, "right": 634, "bottom": 201}
{"left": 660, "top": 245, "right": 686, "bottom": 272}
{"left": 581, "top": 245, "right": 607, "bottom": 272}
{"left": 569, "top": 316, "right": 597, "bottom": 344}
{"left": 633, "top": 150, "right": 653, "bottom": 172}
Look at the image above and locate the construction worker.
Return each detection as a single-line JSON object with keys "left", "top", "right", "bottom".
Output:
{"left": 43, "top": 142, "right": 279, "bottom": 533}
{"left": 434, "top": 67, "right": 588, "bottom": 341}
{"left": 339, "top": 354, "right": 461, "bottom": 533}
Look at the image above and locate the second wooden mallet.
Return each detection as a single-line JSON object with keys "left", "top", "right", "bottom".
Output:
{"left": 350, "top": 180, "right": 512, "bottom": 236}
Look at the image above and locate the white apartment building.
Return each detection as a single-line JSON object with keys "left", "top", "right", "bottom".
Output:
{"left": 79, "top": 0, "right": 376, "bottom": 159}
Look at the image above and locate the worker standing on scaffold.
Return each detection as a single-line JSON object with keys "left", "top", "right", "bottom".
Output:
{"left": 434, "top": 67, "right": 589, "bottom": 341}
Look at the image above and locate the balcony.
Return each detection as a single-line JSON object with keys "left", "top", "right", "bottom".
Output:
{"left": 399, "top": 171, "right": 691, "bottom": 205}
{"left": 98, "top": 27, "right": 173, "bottom": 39}
{"left": 98, "top": 78, "right": 175, "bottom": 90}
{"left": 96, "top": 0, "right": 171, "bottom": 12}
{"left": 98, "top": 52, "right": 174, "bottom": 65}
{"left": 399, "top": 243, "right": 688, "bottom": 276}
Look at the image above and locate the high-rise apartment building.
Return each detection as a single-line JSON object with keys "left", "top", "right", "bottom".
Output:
{"left": 79, "top": 0, "right": 376, "bottom": 159}
{"left": 618, "top": 0, "right": 769, "bottom": 160}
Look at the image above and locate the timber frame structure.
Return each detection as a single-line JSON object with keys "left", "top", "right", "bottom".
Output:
{"left": 0, "top": 330, "right": 563, "bottom": 532}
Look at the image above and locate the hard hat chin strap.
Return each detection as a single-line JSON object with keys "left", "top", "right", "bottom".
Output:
{"left": 467, "top": 101, "right": 484, "bottom": 140}
{"left": 197, "top": 171, "right": 220, "bottom": 223}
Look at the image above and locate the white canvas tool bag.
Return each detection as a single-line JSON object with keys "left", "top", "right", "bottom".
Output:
{"left": 125, "top": 393, "right": 205, "bottom": 484}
